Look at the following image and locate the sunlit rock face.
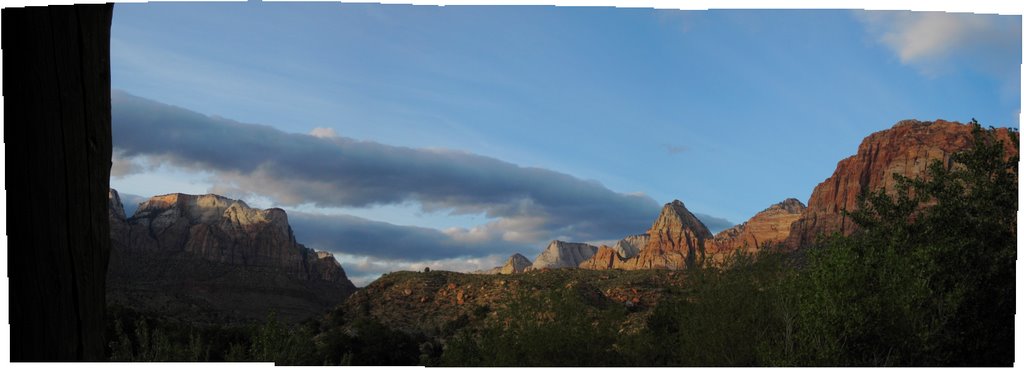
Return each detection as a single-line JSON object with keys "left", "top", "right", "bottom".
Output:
{"left": 480, "top": 253, "right": 534, "bottom": 274}
{"left": 579, "top": 245, "right": 626, "bottom": 270}
{"left": 785, "top": 120, "right": 1019, "bottom": 248}
{"left": 705, "top": 198, "right": 805, "bottom": 263}
{"left": 531, "top": 240, "right": 598, "bottom": 269}
{"left": 107, "top": 190, "right": 356, "bottom": 323}
{"left": 581, "top": 200, "right": 715, "bottom": 271}
{"left": 613, "top": 234, "right": 649, "bottom": 259}
{"left": 619, "top": 200, "right": 714, "bottom": 270}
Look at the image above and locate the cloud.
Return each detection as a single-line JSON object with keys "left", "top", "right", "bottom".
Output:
{"left": 111, "top": 150, "right": 151, "bottom": 178}
{"left": 856, "top": 11, "right": 1021, "bottom": 78}
{"left": 287, "top": 211, "right": 537, "bottom": 261}
{"left": 309, "top": 127, "right": 338, "bottom": 138}
{"left": 694, "top": 213, "right": 734, "bottom": 234}
{"left": 111, "top": 91, "right": 665, "bottom": 245}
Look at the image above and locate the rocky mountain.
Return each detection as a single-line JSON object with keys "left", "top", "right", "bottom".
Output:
{"left": 784, "top": 119, "right": 1019, "bottom": 247}
{"left": 621, "top": 200, "right": 713, "bottom": 269}
{"left": 705, "top": 198, "right": 805, "bottom": 263}
{"left": 581, "top": 200, "right": 713, "bottom": 270}
{"left": 531, "top": 240, "right": 598, "bottom": 269}
{"left": 579, "top": 245, "right": 626, "bottom": 270}
{"left": 482, "top": 253, "right": 533, "bottom": 274}
{"left": 107, "top": 190, "right": 357, "bottom": 323}
{"left": 613, "top": 234, "right": 649, "bottom": 259}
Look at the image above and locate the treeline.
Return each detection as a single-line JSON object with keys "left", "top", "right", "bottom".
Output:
{"left": 105, "top": 124, "right": 1016, "bottom": 366}
{"left": 440, "top": 123, "right": 1017, "bottom": 366}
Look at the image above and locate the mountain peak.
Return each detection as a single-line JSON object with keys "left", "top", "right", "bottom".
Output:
{"left": 532, "top": 240, "right": 597, "bottom": 269}
{"left": 649, "top": 199, "right": 712, "bottom": 239}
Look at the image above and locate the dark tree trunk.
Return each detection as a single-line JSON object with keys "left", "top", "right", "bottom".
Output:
{"left": 3, "top": 4, "right": 114, "bottom": 361}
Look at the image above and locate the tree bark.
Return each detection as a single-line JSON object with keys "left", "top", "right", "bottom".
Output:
{"left": 3, "top": 4, "right": 113, "bottom": 361}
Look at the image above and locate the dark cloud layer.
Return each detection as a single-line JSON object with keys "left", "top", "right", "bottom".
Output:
{"left": 287, "top": 211, "right": 535, "bottom": 261}
{"left": 695, "top": 213, "right": 733, "bottom": 234}
{"left": 112, "top": 91, "right": 678, "bottom": 243}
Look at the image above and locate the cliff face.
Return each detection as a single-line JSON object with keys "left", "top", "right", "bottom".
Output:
{"left": 500, "top": 254, "right": 533, "bottom": 274}
{"left": 481, "top": 253, "right": 534, "bottom": 275}
{"left": 613, "top": 234, "right": 649, "bottom": 259}
{"left": 579, "top": 245, "right": 626, "bottom": 270}
{"left": 785, "top": 120, "right": 1019, "bottom": 247}
{"left": 706, "top": 198, "right": 805, "bottom": 262}
{"left": 620, "top": 200, "right": 713, "bottom": 270}
{"left": 531, "top": 240, "right": 598, "bottom": 269}
{"left": 107, "top": 190, "right": 356, "bottom": 323}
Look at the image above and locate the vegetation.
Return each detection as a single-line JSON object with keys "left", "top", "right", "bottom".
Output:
{"left": 105, "top": 123, "right": 1016, "bottom": 366}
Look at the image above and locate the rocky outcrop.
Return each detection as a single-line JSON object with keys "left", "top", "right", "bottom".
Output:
{"left": 531, "top": 240, "right": 598, "bottom": 269}
{"left": 785, "top": 120, "right": 1019, "bottom": 248}
{"left": 500, "top": 253, "right": 533, "bottom": 274}
{"left": 579, "top": 245, "right": 626, "bottom": 270}
{"left": 620, "top": 200, "right": 713, "bottom": 270}
{"left": 613, "top": 234, "right": 649, "bottom": 259}
{"left": 481, "top": 253, "right": 534, "bottom": 275}
{"left": 706, "top": 198, "right": 805, "bottom": 262}
{"left": 107, "top": 190, "right": 357, "bottom": 323}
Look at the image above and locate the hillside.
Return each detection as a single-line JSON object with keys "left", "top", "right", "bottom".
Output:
{"left": 107, "top": 190, "right": 357, "bottom": 324}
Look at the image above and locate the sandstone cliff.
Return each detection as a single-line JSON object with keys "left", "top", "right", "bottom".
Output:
{"left": 107, "top": 190, "right": 357, "bottom": 323}
{"left": 579, "top": 245, "right": 626, "bottom": 270}
{"left": 785, "top": 119, "right": 1018, "bottom": 247}
{"left": 620, "top": 200, "right": 713, "bottom": 270}
{"left": 482, "top": 253, "right": 534, "bottom": 274}
{"left": 531, "top": 240, "right": 598, "bottom": 269}
{"left": 613, "top": 234, "right": 649, "bottom": 259}
{"left": 706, "top": 198, "right": 805, "bottom": 263}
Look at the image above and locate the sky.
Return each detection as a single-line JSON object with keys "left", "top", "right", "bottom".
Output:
{"left": 108, "top": 4, "right": 1021, "bottom": 286}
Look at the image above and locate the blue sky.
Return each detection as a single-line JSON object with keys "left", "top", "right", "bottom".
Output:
{"left": 108, "top": 4, "right": 1021, "bottom": 285}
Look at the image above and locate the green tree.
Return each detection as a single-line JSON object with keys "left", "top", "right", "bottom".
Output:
{"left": 793, "top": 122, "right": 1017, "bottom": 366}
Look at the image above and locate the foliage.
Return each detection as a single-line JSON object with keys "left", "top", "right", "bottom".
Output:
{"left": 790, "top": 122, "right": 1017, "bottom": 366}
{"left": 440, "top": 286, "right": 627, "bottom": 366}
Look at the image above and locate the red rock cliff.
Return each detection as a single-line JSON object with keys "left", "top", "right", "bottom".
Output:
{"left": 623, "top": 200, "right": 713, "bottom": 269}
{"left": 707, "top": 198, "right": 805, "bottom": 262}
{"left": 785, "top": 119, "right": 1018, "bottom": 247}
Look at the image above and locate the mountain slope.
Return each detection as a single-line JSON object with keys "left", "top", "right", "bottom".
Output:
{"left": 107, "top": 190, "right": 357, "bottom": 323}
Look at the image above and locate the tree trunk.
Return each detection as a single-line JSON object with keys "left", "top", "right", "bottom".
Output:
{"left": 3, "top": 4, "right": 114, "bottom": 361}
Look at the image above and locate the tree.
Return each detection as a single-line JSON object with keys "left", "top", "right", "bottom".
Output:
{"left": 794, "top": 121, "right": 1017, "bottom": 366}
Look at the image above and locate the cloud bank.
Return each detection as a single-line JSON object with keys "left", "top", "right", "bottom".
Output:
{"left": 111, "top": 91, "right": 734, "bottom": 279}
{"left": 113, "top": 91, "right": 732, "bottom": 244}
{"left": 287, "top": 211, "right": 536, "bottom": 261}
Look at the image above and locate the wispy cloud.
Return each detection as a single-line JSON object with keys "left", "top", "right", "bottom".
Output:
{"left": 856, "top": 11, "right": 1021, "bottom": 79}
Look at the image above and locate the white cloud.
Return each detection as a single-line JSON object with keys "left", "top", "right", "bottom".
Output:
{"left": 309, "top": 127, "right": 339, "bottom": 138}
{"left": 857, "top": 11, "right": 1021, "bottom": 77}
